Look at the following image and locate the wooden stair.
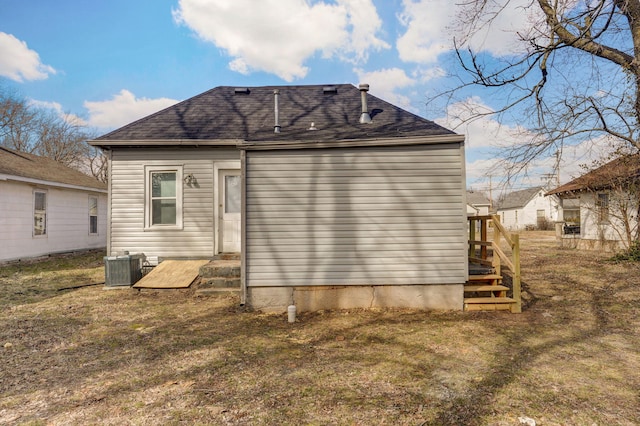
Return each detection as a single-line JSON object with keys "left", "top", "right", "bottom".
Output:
{"left": 467, "top": 215, "right": 522, "bottom": 313}
{"left": 464, "top": 273, "right": 517, "bottom": 312}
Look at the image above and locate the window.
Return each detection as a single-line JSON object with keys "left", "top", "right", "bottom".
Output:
{"left": 34, "top": 190, "right": 47, "bottom": 236}
{"left": 597, "top": 193, "right": 609, "bottom": 222}
{"left": 89, "top": 196, "right": 98, "bottom": 235}
{"left": 145, "top": 167, "right": 182, "bottom": 229}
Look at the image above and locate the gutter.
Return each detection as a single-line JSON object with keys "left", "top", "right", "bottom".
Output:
{"left": 88, "top": 139, "right": 243, "bottom": 148}
{"left": 240, "top": 134, "right": 466, "bottom": 151}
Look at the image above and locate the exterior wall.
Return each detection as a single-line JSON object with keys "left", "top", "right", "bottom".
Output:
{"left": 578, "top": 192, "right": 638, "bottom": 249}
{"left": 499, "top": 190, "right": 558, "bottom": 230}
{"left": 108, "top": 148, "right": 239, "bottom": 258}
{"left": 243, "top": 143, "right": 467, "bottom": 311}
{"left": 0, "top": 180, "right": 107, "bottom": 262}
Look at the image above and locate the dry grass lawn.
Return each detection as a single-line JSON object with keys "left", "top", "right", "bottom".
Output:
{"left": 1, "top": 232, "right": 639, "bottom": 425}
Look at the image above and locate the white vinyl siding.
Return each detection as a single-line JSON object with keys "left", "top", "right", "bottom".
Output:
{"left": 244, "top": 143, "right": 467, "bottom": 287}
{"left": 108, "top": 148, "right": 239, "bottom": 258}
{"left": 0, "top": 181, "right": 106, "bottom": 262}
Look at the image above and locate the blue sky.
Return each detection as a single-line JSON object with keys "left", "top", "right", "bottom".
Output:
{"left": 0, "top": 0, "right": 606, "bottom": 192}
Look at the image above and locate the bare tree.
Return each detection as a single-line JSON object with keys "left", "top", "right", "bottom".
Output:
{"left": 0, "top": 84, "right": 107, "bottom": 182}
{"left": 0, "top": 86, "right": 40, "bottom": 152}
{"left": 448, "top": 0, "right": 640, "bottom": 178}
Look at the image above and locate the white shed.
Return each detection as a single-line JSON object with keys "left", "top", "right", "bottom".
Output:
{"left": 0, "top": 147, "right": 107, "bottom": 263}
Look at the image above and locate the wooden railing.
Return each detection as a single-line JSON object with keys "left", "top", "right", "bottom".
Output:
{"left": 468, "top": 215, "right": 522, "bottom": 313}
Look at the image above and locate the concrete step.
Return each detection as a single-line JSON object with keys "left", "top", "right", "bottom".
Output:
{"left": 199, "top": 259, "right": 240, "bottom": 278}
{"left": 198, "top": 277, "right": 241, "bottom": 289}
{"left": 216, "top": 253, "right": 240, "bottom": 261}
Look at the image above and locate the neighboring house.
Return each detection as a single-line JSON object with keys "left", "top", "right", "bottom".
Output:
{"left": 466, "top": 190, "right": 491, "bottom": 216}
{"left": 90, "top": 84, "right": 467, "bottom": 312}
{"left": 496, "top": 186, "right": 559, "bottom": 230}
{"left": 547, "top": 155, "right": 640, "bottom": 251}
{"left": 0, "top": 147, "right": 107, "bottom": 263}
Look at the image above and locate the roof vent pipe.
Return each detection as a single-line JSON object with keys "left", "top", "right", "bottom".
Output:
{"left": 274, "top": 89, "right": 281, "bottom": 133}
{"left": 359, "top": 84, "right": 372, "bottom": 124}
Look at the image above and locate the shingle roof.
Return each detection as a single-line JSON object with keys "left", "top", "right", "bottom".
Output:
{"left": 93, "top": 84, "right": 455, "bottom": 144}
{"left": 497, "top": 187, "right": 544, "bottom": 210}
{"left": 547, "top": 154, "right": 640, "bottom": 195}
{"left": 466, "top": 190, "right": 491, "bottom": 206}
{"left": 0, "top": 147, "right": 107, "bottom": 191}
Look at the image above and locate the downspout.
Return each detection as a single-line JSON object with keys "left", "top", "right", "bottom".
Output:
{"left": 240, "top": 149, "right": 247, "bottom": 306}
{"left": 106, "top": 149, "right": 113, "bottom": 256}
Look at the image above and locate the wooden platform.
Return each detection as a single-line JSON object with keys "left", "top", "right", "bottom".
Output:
{"left": 133, "top": 260, "right": 209, "bottom": 289}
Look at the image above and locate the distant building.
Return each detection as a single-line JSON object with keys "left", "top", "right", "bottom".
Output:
{"left": 0, "top": 147, "right": 107, "bottom": 262}
{"left": 547, "top": 155, "right": 640, "bottom": 251}
{"left": 466, "top": 190, "right": 491, "bottom": 216}
{"left": 496, "top": 186, "right": 559, "bottom": 230}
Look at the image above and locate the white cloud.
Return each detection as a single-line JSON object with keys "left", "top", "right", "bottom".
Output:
{"left": 396, "top": 0, "right": 454, "bottom": 64}
{"left": 28, "top": 99, "right": 87, "bottom": 126}
{"left": 0, "top": 32, "right": 56, "bottom": 82}
{"left": 83, "top": 90, "right": 179, "bottom": 130}
{"left": 435, "top": 97, "right": 529, "bottom": 149}
{"left": 397, "top": 0, "right": 536, "bottom": 64}
{"left": 173, "top": 0, "right": 389, "bottom": 81}
{"left": 354, "top": 67, "right": 416, "bottom": 110}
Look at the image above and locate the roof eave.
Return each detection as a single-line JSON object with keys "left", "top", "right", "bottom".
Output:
{"left": 0, "top": 173, "right": 108, "bottom": 193}
{"left": 88, "top": 139, "right": 243, "bottom": 148}
{"left": 240, "top": 134, "right": 465, "bottom": 151}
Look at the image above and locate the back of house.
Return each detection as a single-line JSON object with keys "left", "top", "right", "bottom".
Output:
{"left": 90, "top": 84, "right": 469, "bottom": 312}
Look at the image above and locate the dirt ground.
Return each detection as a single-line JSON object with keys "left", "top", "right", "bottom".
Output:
{"left": 1, "top": 232, "right": 639, "bottom": 425}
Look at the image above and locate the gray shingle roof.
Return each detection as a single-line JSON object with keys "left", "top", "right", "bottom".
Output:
{"left": 93, "top": 84, "right": 455, "bottom": 144}
{"left": 497, "top": 186, "right": 543, "bottom": 210}
{"left": 0, "top": 147, "right": 107, "bottom": 191}
{"left": 466, "top": 190, "right": 491, "bottom": 206}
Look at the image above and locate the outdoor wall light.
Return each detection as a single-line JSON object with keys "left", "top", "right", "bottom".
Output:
{"left": 184, "top": 173, "right": 196, "bottom": 185}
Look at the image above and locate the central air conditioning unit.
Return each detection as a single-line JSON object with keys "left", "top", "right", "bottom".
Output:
{"left": 103, "top": 252, "right": 145, "bottom": 287}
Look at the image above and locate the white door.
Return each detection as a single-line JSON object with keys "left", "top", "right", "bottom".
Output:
{"left": 219, "top": 170, "right": 241, "bottom": 253}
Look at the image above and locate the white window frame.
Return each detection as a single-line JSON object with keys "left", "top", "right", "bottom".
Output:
{"left": 33, "top": 189, "right": 47, "bottom": 238}
{"left": 596, "top": 192, "right": 609, "bottom": 223}
{"left": 144, "top": 166, "right": 183, "bottom": 230}
{"left": 89, "top": 195, "right": 99, "bottom": 235}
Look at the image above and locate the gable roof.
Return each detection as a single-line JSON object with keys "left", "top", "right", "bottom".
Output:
{"left": 466, "top": 190, "right": 491, "bottom": 206}
{"left": 547, "top": 154, "right": 640, "bottom": 196}
{"left": 0, "top": 147, "right": 107, "bottom": 191}
{"left": 91, "top": 84, "right": 456, "bottom": 146}
{"left": 496, "top": 186, "right": 544, "bottom": 210}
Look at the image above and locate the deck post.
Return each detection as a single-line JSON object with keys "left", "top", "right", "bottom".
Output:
{"left": 492, "top": 216, "right": 501, "bottom": 277}
{"left": 480, "top": 218, "right": 488, "bottom": 260}
{"left": 469, "top": 217, "right": 476, "bottom": 258}
{"left": 511, "top": 233, "right": 522, "bottom": 313}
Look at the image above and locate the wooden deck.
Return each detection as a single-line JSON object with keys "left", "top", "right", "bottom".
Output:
{"left": 133, "top": 260, "right": 209, "bottom": 289}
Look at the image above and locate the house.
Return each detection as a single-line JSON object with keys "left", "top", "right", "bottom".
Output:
{"left": 496, "top": 186, "right": 558, "bottom": 231}
{"left": 90, "top": 84, "right": 468, "bottom": 312}
{"left": 547, "top": 155, "right": 640, "bottom": 251}
{"left": 466, "top": 190, "right": 491, "bottom": 216}
{"left": 0, "top": 147, "right": 107, "bottom": 263}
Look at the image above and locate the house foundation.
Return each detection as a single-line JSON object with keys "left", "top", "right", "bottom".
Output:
{"left": 246, "top": 284, "right": 463, "bottom": 313}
